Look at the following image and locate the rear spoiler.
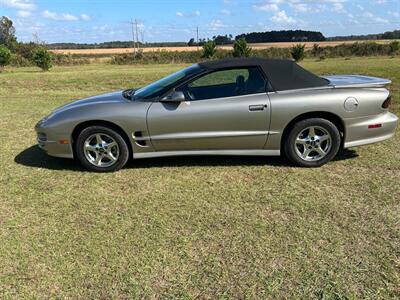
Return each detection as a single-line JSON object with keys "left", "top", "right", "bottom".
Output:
{"left": 322, "top": 75, "right": 391, "bottom": 88}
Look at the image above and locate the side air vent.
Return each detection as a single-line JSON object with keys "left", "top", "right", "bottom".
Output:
{"left": 134, "top": 131, "right": 148, "bottom": 147}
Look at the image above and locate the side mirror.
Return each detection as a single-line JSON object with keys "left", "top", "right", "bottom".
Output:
{"left": 161, "top": 91, "right": 185, "bottom": 103}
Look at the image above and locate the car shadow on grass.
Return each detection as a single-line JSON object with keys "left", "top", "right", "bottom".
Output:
{"left": 15, "top": 145, "right": 359, "bottom": 171}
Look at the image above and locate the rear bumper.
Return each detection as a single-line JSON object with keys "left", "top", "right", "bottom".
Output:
{"left": 344, "top": 111, "right": 398, "bottom": 148}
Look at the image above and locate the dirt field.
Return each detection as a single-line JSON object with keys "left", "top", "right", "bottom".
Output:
{"left": 50, "top": 40, "right": 395, "bottom": 55}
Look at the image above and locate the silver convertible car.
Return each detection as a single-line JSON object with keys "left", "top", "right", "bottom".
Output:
{"left": 35, "top": 58, "right": 398, "bottom": 172}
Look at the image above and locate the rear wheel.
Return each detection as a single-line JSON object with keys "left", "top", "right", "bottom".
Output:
{"left": 75, "top": 125, "right": 129, "bottom": 172}
{"left": 284, "top": 118, "right": 341, "bottom": 167}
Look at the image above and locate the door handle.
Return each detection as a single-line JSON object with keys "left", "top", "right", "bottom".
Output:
{"left": 249, "top": 104, "right": 267, "bottom": 111}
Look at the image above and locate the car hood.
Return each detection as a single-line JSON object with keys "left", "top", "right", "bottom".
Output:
{"left": 52, "top": 91, "right": 128, "bottom": 114}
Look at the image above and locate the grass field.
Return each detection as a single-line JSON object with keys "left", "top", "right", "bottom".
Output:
{"left": 0, "top": 57, "right": 399, "bottom": 299}
{"left": 50, "top": 40, "right": 397, "bottom": 55}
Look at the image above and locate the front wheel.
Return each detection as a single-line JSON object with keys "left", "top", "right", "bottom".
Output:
{"left": 75, "top": 125, "right": 129, "bottom": 172}
{"left": 284, "top": 118, "right": 341, "bottom": 167}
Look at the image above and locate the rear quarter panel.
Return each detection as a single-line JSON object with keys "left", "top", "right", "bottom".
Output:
{"left": 265, "top": 87, "right": 390, "bottom": 150}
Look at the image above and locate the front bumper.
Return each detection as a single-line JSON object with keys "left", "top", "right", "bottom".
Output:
{"left": 344, "top": 111, "right": 399, "bottom": 148}
{"left": 35, "top": 124, "right": 74, "bottom": 159}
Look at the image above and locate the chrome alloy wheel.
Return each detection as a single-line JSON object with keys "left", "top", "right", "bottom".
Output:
{"left": 294, "top": 126, "right": 332, "bottom": 162}
{"left": 83, "top": 133, "right": 120, "bottom": 167}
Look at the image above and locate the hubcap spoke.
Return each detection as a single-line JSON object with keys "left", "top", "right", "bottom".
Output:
{"left": 315, "top": 146, "right": 326, "bottom": 156}
{"left": 84, "top": 143, "right": 97, "bottom": 152}
{"left": 95, "top": 134, "right": 103, "bottom": 145}
{"left": 302, "top": 148, "right": 312, "bottom": 159}
{"left": 319, "top": 135, "right": 330, "bottom": 142}
{"left": 296, "top": 138, "right": 308, "bottom": 145}
{"left": 106, "top": 141, "right": 117, "bottom": 149}
{"left": 106, "top": 152, "right": 117, "bottom": 162}
{"left": 95, "top": 153, "right": 103, "bottom": 166}
{"left": 308, "top": 127, "right": 316, "bottom": 138}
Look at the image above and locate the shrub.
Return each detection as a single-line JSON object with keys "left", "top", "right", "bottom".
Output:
{"left": 389, "top": 41, "right": 400, "bottom": 55}
{"left": 202, "top": 41, "right": 217, "bottom": 59}
{"left": 290, "top": 44, "right": 305, "bottom": 61}
{"left": 0, "top": 45, "right": 11, "bottom": 71}
{"left": 311, "top": 44, "right": 322, "bottom": 57}
{"left": 233, "top": 37, "right": 252, "bottom": 57}
{"left": 52, "top": 53, "right": 90, "bottom": 65}
{"left": 33, "top": 47, "right": 52, "bottom": 71}
{"left": 15, "top": 42, "right": 39, "bottom": 61}
{"left": 10, "top": 54, "right": 32, "bottom": 67}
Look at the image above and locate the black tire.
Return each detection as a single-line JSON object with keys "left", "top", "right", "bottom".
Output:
{"left": 284, "top": 118, "right": 341, "bottom": 167}
{"left": 75, "top": 125, "right": 129, "bottom": 172}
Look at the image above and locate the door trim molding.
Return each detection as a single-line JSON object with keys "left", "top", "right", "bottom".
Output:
{"left": 148, "top": 130, "right": 275, "bottom": 141}
{"left": 133, "top": 149, "right": 280, "bottom": 159}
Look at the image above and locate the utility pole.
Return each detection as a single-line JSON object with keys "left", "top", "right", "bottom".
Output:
{"left": 196, "top": 26, "right": 199, "bottom": 50}
{"left": 140, "top": 31, "right": 145, "bottom": 45}
{"left": 135, "top": 19, "right": 140, "bottom": 51}
{"left": 129, "top": 19, "right": 136, "bottom": 55}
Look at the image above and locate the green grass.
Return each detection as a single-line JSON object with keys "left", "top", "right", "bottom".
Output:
{"left": 0, "top": 57, "right": 399, "bottom": 299}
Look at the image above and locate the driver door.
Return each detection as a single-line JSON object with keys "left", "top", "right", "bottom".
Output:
{"left": 147, "top": 67, "right": 271, "bottom": 151}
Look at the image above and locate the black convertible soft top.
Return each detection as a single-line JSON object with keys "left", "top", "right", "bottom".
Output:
{"left": 199, "top": 58, "right": 329, "bottom": 91}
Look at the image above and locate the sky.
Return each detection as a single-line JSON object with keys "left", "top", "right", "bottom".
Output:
{"left": 1, "top": 0, "right": 399, "bottom": 43}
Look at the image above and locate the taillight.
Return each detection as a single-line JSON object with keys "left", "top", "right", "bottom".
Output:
{"left": 382, "top": 96, "right": 392, "bottom": 109}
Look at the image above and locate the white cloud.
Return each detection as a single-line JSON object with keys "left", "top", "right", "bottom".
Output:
{"left": 221, "top": 9, "right": 231, "bottom": 15}
{"left": 42, "top": 10, "right": 79, "bottom": 21}
{"left": 80, "top": 14, "right": 91, "bottom": 21}
{"left": 253, "top": 0, "right": 282, "bottom": 12}
{"left": 16, "top": 10, "right": 31, "bottom": 17}
{"left": 362, "top": 11, "right": 389, "bottom": 23}
{"left": 175, "top": 10, "right": 200, "bottom": 17}
{"left": 388, "top": 11, "right": 399, "bottom": 18}
{"left": 207, "top": 19, "right": 227, "bottom": 31}
{"left": 332, "top": 2, "right": 344, "bottom": 12}
{"left": 271, "top": 10, "right": 296, "bottom": 24}
{"left": 0, "top": 0, "right": 35, "bottom": 11}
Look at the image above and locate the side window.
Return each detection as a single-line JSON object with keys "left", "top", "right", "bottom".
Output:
{"left": 179, "top": 67, "right": 266, "bottom": 101}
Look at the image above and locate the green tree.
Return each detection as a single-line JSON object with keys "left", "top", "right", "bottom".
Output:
{"left": 33, "top": 47, "right": 52, "bottom": 71}
{"left": 187, "top": 38, "right": 195, "bottom": 47}
{"left": 202, "top": 40, "right": 217, "bottom": 58}
{"left": 291, "top": 44, "right": 306, "bottom": 62}
{"left": 0, "top": 16, "right": 17, "bottom": 50}
{"left": 233, "top": 37, "right": 252, "bottom": 57}
{"left": 0, "top": 45, "right": 11, "bottom": 71}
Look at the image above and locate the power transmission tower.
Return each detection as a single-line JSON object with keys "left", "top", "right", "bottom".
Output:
{"left": 134, "top": 19, "right": 140, "bottom": 51}
{"left": 129, "top": 19, "right": 136, "bottom": 55}
{"left": 196, "top": 26, "right": 199, "bottom": 50}
{"left": 140, "top": 31, "right": 145, "bottom": 45}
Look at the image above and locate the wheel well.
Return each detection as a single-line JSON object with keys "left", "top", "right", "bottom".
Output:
{"left": 71, "top": 120, "right": 133, "bottom": 158}
{"left": 280, "top": 112, "right": 345, "bottom": 149}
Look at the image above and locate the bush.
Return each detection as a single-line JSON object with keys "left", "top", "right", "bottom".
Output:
{"left": 0, "top": 45, "right": 11, "bottom": 70}
{"left": 33, "top": 47, "right": 52, "bottom": 71}
{"left": 15, "top": 42, "right": 38, "bottom": 61}
{"left": 389, "top": 41, "right": 400, "bottom": 55}
{"left": 9, "top": 53, "right": 32, "bottom": 67}
{"left": 311, "top": 44, "right": 322, "bottom": 57}
{"left": 233, "top": 38, "right": 252, "bottom": 57}
{"left": 202, "top": 41, "right": 217, "bottom": 58}
{"left": 52, "top": 53, "right": 90, "bottom": 65}
{"left": 290, "top": 44, "right": 305, "bottom": 61}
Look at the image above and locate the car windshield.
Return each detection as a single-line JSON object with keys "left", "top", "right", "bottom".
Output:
{"left": 133, "top": 64, "right": 203, "bottom": 100}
